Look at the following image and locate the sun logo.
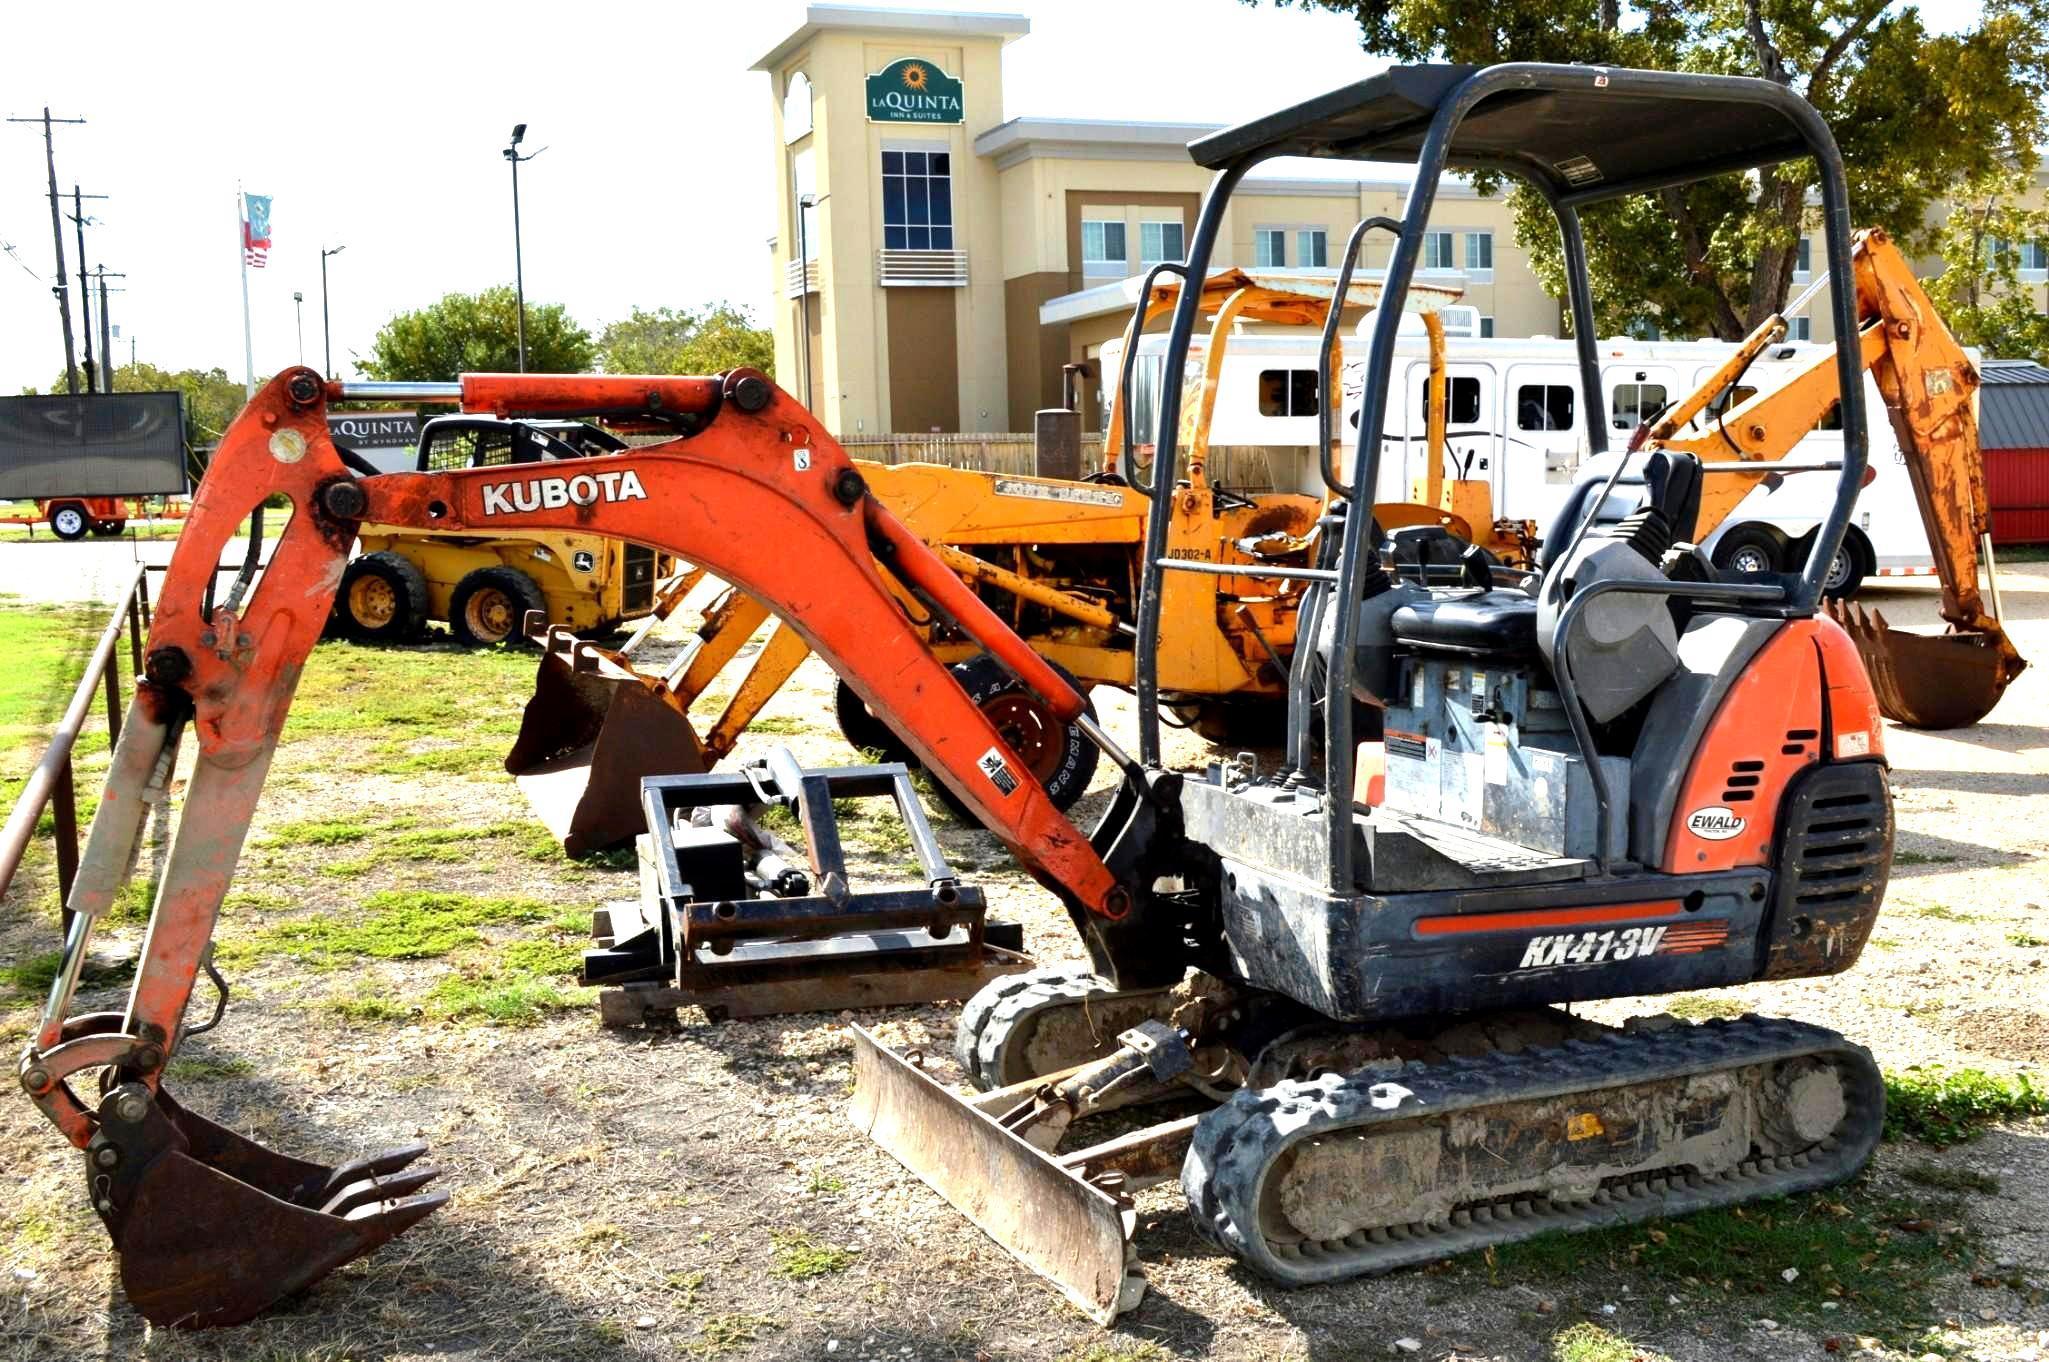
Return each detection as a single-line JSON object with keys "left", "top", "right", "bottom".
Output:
{"left": 901, "top": 62, "right": 929, "bottom": 91}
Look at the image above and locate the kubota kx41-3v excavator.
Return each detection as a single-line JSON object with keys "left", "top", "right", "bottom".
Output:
{"left": 17, "top": 63, "right": 1941, "bottom": 1329}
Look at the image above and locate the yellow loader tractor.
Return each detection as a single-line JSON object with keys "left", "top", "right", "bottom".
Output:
{"left": 332, "top": 415, "right": 674, "bottom": 646}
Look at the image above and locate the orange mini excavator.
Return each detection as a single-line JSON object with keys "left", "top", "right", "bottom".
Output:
{"left": 14, "top": 62, "right": 1968, "bottom": 1330}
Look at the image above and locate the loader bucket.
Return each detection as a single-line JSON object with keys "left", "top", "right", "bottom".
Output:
{"left": 1825, "top": 600, "right": 2026, "bottom": 730}
{"left": 97, "top": 1084, "right": 445, "bottom": 1328}
{"left": 847, "top": 1025, "right": 1145, "bottom": 1324}
{"left": 506, "top": 644, "right": 710, "bottom": 856}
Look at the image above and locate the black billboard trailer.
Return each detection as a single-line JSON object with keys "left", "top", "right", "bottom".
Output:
{"left": 0, "top": 392, "right": 190, "bottom": 539}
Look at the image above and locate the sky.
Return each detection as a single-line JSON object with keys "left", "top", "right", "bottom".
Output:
{"left": 0, "top": 0, "right": 1387, "bottom": 395}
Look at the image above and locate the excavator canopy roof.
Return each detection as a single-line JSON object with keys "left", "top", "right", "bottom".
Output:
{"left": 1189, "top": 64, "right": 1815, "bottom": 202}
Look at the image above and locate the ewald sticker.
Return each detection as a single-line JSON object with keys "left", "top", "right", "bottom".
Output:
{"left": 1686, "top": 805, "right": 1747, "bottom": 841}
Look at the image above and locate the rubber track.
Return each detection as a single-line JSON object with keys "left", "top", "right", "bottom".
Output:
{"left": 1182, "top": 1015, "right": 1884, "bottom": 1286}
{"left": 954, "top": 967, "right": 1169, "bottom": 1092}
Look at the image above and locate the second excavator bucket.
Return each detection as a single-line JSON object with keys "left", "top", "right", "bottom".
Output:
{"left": 1825, "top": 600, "right": 2026, "bottom": 730}
{"left": 93, "top": 1083, "right": 445, "bottom": 1328}
{"left": 506, "top": 626, "right": 710, "bottom": 856}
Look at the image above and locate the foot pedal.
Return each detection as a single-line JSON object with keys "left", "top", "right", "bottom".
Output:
{"left": 591, "top": 746, "right": 1033, "bottom": 1024}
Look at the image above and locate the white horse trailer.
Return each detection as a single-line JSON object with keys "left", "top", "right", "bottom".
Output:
{"left": 1100, "top": 323, "right": 1941, "bottom": 596}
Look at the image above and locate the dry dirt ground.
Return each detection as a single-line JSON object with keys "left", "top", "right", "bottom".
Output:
{"left": 1, "top": 550, "right": 2045, "bottom": 1362}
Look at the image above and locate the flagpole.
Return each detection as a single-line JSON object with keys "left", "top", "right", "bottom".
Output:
{"left": 238, "top": 186, "right": 255, "bottom": 397}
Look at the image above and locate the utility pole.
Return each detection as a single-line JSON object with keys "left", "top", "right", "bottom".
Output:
{"left": 8, "top": 109, "right": 86, "bottom": 393}
{"left": 67, "top": 186, "right": 108, "bottom": 393}
{"left": 96, "top": 267, "right": 123, "bottom": 392}
{"left": 320, "top": 244, "right": 345, "bottom": 377}
{"left": 504, "top": 123, "right": 544, "bottom": 372}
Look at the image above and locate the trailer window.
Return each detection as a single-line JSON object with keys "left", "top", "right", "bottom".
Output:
{"left": 1419, "top": 375, "right": 1481, "bottom": 426}
{"left": 1258, "top": 369, "right": 1321, "bottom": 418}
{"left": 1515, "top": 384, "right": 1575, "bottom": 432}
{"left": 1611, "top": 383, "right": 1668, "bottom": 431}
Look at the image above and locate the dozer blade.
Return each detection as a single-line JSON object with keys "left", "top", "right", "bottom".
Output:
{"left": 95, "top": 1085, "right": 446, "bottom": 1328}
{"left": 507, "top": 647, "right": 710, "bottom": 856}
{"left": 847, "top": 1025, "right": 1144, "bottom": 1324}
{"left": 1825, "top": 599, "right": 2024, "bottom": 729}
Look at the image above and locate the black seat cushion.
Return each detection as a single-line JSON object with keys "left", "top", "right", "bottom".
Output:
{"left": 1390, "top": 590, "right": 1539, "bottom": 655}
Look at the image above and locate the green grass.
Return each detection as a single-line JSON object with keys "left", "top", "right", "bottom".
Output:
{"left": 1663, "top": 994, "right": 1747, "bottom": 1021}
{"left": 1550, "top": 1323, "right": 1670, "bottom": 1362}
{"left": 264, "top": 818, "right": 374, "bottom": 847}
{"left": 1914, "top": 904, "right": 1982, "bottom": 923}
{"left": 1056, "top": 1344, "right": 1170, "bottom": 1362}
{"left": 688, "top": 1314, "right": 782, "bottom": 1358}
{"left": 1, "top": 948, "right": 133, "bottom": 1002}
{"left": 1901, "top": 1161, "right": 2000, "bottom": 1195}
{"left": 1884, "top": 1066, "right": 2049, "bottom": 1146}
{"left": 1483, "top": 1187, "right": 1967, "bottom": 1341}
{"left": 769, "top": 1229, "right": 857, "bottom": 1279}
{"left": 1893, "top": 850, "right": 1959, "bottom": 867}
{"left": 2008, "top": 931, "right": 2047, "bottom": 948}
{"left": 164, "top": 1055, "right": 255, "bottom": 1082}
{"left": 220, "top": 890, "right": 552, "bottom": 966}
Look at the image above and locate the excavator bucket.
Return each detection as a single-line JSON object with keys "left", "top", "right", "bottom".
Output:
{"left": 505, "top": 627, "right": 710, "bottom": 856}
{"left": 95, "top": 1083, "right": 446, "bottom": 1328}
{"left": 1825, "top": 600, "right": 2025, "bottom": 729}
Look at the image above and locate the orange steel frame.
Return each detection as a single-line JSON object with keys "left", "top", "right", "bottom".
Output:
{"left": 23, "top": 366, "right": 1131, "bottom": 1151}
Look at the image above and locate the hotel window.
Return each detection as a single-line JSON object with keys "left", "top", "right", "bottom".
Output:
{"left": 1082, "top": 219, "right": 1127, "bottom": 276}
{"left": 1140, "top": 220, "right": 1185, "bottom": 266}
{"left": 1422, "top": 230, "right": 1455, "bottom": 270}
{"left": 1296, "top": 228, "right": 1328, "bottom": 267}
{"left": 1791, "top": 316, "right": 1812, "bottom": 341}
{"left": 1257, "top": 369, "right": 1320, "bottom": 418}
{"left": 1794, "top": 236, "right": 1812, "bottom": 277}
{"left": 1254, "top": 228, "right": 1287, "bottom": 267}
{"left": 1464, "top": 231, "right": 1492, "bottom": 272}
{"left": 881, "top": 149, "right": 952, "bottom": 251}
{"left": 2022, "top": 241, "right": 2049, "bottom": 273}
{"left": 1479, "top": 316, "right": 1495, "bottom": 338}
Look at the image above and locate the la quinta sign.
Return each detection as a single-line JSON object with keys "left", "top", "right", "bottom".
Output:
{"left": 866, "top": 57, "right": 963, "bottom": 124}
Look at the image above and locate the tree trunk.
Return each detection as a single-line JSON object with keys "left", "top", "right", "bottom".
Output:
{"left": 1744, "top": 172, "right": 1810, "bottom": 335}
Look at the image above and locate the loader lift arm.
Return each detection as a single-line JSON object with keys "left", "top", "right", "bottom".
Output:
{"left": 19, "top": 365, "right": 1152, "bottom": 1328}
{"left": 1648, "top": 227, "right": 2025, "bottom": 726}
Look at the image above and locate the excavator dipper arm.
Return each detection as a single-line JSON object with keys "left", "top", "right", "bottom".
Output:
{"left": 17, "top": 366, "right": 1140, "bottom": 1328}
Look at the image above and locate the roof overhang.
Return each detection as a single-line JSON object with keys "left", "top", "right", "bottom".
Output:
{"left": 1039, "top": 265, "right": 1464, "bottom": 328}
{"left": 753, "top": 4, "right": 1029, "bottom": 73}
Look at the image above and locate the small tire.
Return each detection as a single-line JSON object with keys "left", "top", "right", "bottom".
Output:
{"left": 337, "top": 551, "right": 429, "bottom": 644}
{"left": 1801, "top": 527, "right": 1869, "bottom": 600}
{"left": 90, "top": 519, "right": 127, "bottom": 538}
{"left": 1710, "top": 522, "right": 1787, "bottom": 578}
{"left": 47, "top": 503, "right": 88, "bottom": 542}
{"left": 833, "top": 676, "right": 911, "bottom": 761}
{"left": 930, "top": 654, "right": 1098, "bottom": 825}
{"left": 449, "top": 566, "right": 546, "bottom": 647}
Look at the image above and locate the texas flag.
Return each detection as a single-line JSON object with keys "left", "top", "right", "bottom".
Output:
{"left": 242, "top": 193, "right": 273, "bottom": 268}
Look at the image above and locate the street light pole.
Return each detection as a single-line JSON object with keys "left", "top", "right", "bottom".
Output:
{"left": 503, "top": 123, "right": 544, "bottom": 373}
{"left": 293, "top": 291, "right": 305, "bottom": 364}
{"left": 320, "top": 244, "right": 345, "bottom": 377}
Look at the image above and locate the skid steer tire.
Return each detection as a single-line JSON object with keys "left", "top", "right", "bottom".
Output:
{"left": 833, "top": 676, "right": 913, "bottom": 762}
{"left": 450, "top": 566, "right": 546, "bottom": 647}
{"left": 336, "top": 551, "right": 430, "bottom": 644}
{"left": 929, "top": 654, "right": 1098, "bottom": 825}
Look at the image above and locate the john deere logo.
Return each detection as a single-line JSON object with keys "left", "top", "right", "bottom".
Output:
{"left": 866, "top": 57, "right": 963, "bottom": 124}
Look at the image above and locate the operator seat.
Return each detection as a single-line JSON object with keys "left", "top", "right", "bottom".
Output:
{"left": 1386, "top": 451, "right": 1704, "bottom": 659}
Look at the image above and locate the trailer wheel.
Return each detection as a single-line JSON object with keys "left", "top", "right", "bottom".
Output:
{"left": 928, "top": 655, "right": 1099, "bottom": 825}
{"left": 336, "top": 551, "right": 429, "bottom": 644}
{"left": 48, "top": 503, "right": 89, "bottom": 542}
{"left": 1801, "top": 526, "right": 1870, "bottom": 600}
{"left": 1711, "top": 522, "right": 1788, "bottom": 578}
{"left": 90, "top": 519, "right": 127, "bottom": 538}
{"left": 449, "top": 566, "right": 546, "bottom": 647}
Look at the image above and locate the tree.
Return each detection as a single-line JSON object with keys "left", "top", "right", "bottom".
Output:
{"left": 1924, "top": 167, "right": 2049, "bottom": 363}
{"left": 597, "top": 303, "right": 775, "bottom": 377}
{"left": 360, "top": 286, "right": 594, "bottom": 381}
{"left": 1265, "top": 0, "right": 2049, "bottom": 339}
